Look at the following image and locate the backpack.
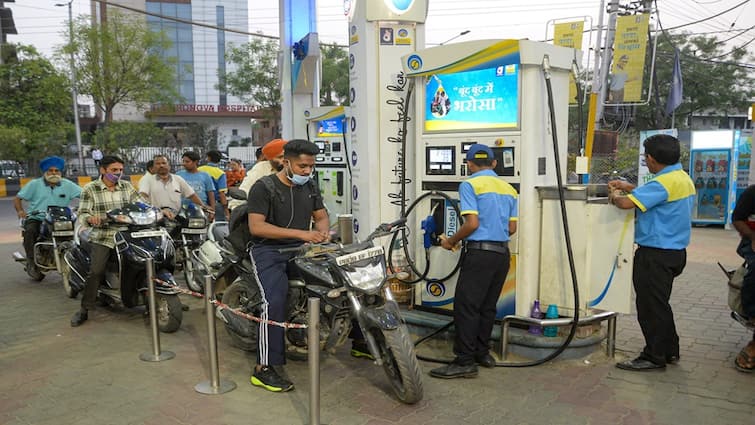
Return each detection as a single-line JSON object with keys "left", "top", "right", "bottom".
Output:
{"left": 225, "top": 175, "right": 318, "bottom": 252}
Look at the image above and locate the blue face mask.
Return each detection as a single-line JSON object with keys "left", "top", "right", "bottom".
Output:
{"left": 285, "top": 162, "right": 312, "bottom": 186}
{"left": 104, "top": 173, "right": 122, "bottom": 183}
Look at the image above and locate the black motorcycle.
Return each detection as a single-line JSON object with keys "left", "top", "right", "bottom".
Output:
{"left": 64, "top": 202, "right": 183, "bottom": 333}
{"left": 219, "top": 217, "right": 424, "bottom": 404}
{"left": 13, "top": 206, "right": 77, "bottom": 289}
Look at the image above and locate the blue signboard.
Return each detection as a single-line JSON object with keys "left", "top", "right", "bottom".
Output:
{"left": 317, "top": 118, "right": 344, "bottom": 137}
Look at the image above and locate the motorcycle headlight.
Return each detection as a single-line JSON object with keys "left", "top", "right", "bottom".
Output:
{"left": 128, "top": 209, "right": 161, "bottom": 225}
{"left": 343, "top": 262, "right": 385, "bottom": 293}
{"left": 53, "top": 221, "right": 73, "bottom": 231}
{"left": 188, "top": 217, "right": 207, "bottom": 228}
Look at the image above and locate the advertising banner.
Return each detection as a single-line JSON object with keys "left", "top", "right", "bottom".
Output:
{"left": 553, "top": 21, "right": 584, "bottom": 103}
{"left": 610, "top": 14, "right": 650, "bottom": 103}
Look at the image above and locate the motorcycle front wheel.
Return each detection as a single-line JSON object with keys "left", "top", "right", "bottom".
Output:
{"left": 369, "top": 324, "right": 424, "bottom": 404}
{"left": 59, "top": 259, "right": 77, "bottom": 299}
{"left": 221, "top": 281, "right": 258, "bottom": 351}
{"left": 154, "top": 294, "right": 182, "bottom": 333}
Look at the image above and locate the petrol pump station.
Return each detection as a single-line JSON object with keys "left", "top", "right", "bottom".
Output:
{"left": 400, "top": 40, "right": 635, "bottom": 319}
{"left": 304, "top": 106, "right": 352, "bottom": 223}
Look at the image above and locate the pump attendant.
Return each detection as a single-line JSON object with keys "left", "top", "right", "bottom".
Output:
{"left": 608, "top": 134, "right": 695, "bottom": 371}
{"left": 246, "top": 139, "right": 329, "bottom": 392}
{"left": 430, "top": 144, "right": 518, "bottom": 379}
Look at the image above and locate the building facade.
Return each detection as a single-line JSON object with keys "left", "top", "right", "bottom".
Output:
{"left": 98, "top": 0, "right": 255, "bottom": 149}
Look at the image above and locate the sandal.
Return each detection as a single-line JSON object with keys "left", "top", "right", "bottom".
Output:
{"left": 734, "top": 342, "right": 755, "bottom": 373}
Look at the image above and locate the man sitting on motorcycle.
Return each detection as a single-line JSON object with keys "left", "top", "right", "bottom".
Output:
{"left": 70, "top": 155, "right": 143, "bottom": 327}
{"left": 246, "top": 139, "right": 329, "bottom": 392}
{"left": 138, "top": 154, "right": 210, "bottom": 220}
{"left": 14, "top": 156, "right": 82, "bottom": 280}
{"left": 228, "top": 138, "right": 287, "bottom": 211}
{"left": 731, "top": 184, "right": 755, "bottom": 372}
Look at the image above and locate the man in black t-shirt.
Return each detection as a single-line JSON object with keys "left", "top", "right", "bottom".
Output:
{"left": 246, "top": 139, "right": 329, "bottom": 392}
{"left": 731, "top": 185, "right": 755, "bottom": 372}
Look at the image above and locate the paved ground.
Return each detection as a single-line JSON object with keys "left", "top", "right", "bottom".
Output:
{"left": 0, "top": 201, "right": 753, "bottom": 424}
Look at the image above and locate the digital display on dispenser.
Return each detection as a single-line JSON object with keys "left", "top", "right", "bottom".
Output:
{"left": 426, "top": 146, "right": 455, "bottom": 175}
{"left": 424, "top": 63, "right": 519, "bottom": 132}
{"left": 317, "top": 118, "right": 344, "bottom": 137}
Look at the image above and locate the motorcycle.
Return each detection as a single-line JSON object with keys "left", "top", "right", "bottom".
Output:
{"left": 64, "top": 202, "right": 184, "bottom": 333}
{"left": 164, "top": 203, "right": 209, "bottom": 291}
{"left": 187, "top": 219, "right": 236, "bottom": 296}
{"left": 13, "top": 206, "right": 77, "bottom": 289}
{"left": 218, "top": 216, "right": 424, "bottom": 404}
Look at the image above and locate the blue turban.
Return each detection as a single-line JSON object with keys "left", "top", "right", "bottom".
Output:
{"left": 40, "top": 156, "right": 65, "bottom": 172}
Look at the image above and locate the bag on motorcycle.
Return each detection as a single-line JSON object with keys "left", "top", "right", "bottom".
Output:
{"left": 728, "top": 265, "right": 746, "bottom": 316}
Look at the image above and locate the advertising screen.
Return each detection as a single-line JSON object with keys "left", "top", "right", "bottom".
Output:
{"left": 424, "top": 63, "right": 519, "bottom": 132}
{"left": 317, "top": 118, "right": 344, "bottom": 137}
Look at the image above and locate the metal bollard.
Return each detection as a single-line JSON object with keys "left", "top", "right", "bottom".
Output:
{"left": 140, "top": 258, "right": 175, "bottom": 362}
{"left": 308, "top": 298, "right": 321, "bottom": 425}
{"left": 606, "top": 314, "right": 617, "bottom": 358}
{"left": 337, "top": 214, "right": 354, "bottom": 245}
{"left": 195, "top": 275, "right": 236, "bottom": 394}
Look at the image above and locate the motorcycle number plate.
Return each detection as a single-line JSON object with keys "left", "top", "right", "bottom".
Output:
{"left": 132, "top": 230, "right": 165, "bottom": 238}
{"left": 336, "top": 246, "right": 384, "bottom": 266}
{"left": 52, "top": 231, "right": 75, "bottom": 237}
{"left": 182, "top": 228, "right": 207, "bottom": 234}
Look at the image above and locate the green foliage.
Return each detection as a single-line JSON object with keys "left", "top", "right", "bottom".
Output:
{"left": 61, "top": 10, "right": 179, "bottom": 123}
{"left": 182, "top": 123, "right": 219, "bottom": 153}
{"left": 92, "top": 121, "right": 169, "bottom": 165}
{"left": 0, "top": 44, "right": 72, "bottom": 171}
{"left": 320, "top": 44, "right": 349, "bottom": 106}
{"left": 223, "top": 38, "right": 280, "bottom": 111}
{"left": 630, "top": 32, "right": 753, "bottom": 130}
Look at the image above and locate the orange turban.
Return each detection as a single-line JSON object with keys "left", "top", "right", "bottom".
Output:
{"left": 261, "top": 139, "right": 287, "bottom": 161}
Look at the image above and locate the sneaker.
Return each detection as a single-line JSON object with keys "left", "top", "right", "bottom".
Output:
{"left": 350, "top": 340, "right": 375, "bottom": 360}
{"left": 250, "top": 366, "right": 294, "bottom": 392}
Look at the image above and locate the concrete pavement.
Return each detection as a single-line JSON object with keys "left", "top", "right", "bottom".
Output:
{"left": 0, "top": 209, "right": 753, "bottom": 424}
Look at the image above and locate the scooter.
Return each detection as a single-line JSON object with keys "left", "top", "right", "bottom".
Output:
{"left": 64, "top": 202, "right": 184, "bottom": 333}
{"left": 13, "top": 206, "right": 77, "bottom": 289}
{"left": 218, "top": 215, "right": 424, "bottom": 404}
{"left": 163, "top": 203, "right": 209, "bottom": 291}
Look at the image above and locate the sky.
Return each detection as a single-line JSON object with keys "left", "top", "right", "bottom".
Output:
{"left": 6, "top": 0, "right": 755, "bottom": 61}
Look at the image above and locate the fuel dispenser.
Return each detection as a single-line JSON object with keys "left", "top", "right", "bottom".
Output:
{"left": 401, "top": 39, "right": 634, "bottom": 318}
{"left": 305, "top": 106, "right": 352, "bottom": 224}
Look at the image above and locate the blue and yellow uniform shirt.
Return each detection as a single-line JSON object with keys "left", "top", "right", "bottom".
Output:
{"left": 459, "top": 169, "right": 518, "bottom": 242}
{"left": 626, "top": 163, "right": 695, "bottom": 250}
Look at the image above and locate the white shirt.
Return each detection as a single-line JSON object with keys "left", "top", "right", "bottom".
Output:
{"left": 138, "top": 173, "right": 195, "bottom": 211}
{"left": 228, "top": 160, "right": 276, "bottom": 210}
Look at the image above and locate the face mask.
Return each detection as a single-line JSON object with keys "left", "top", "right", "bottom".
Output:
{"left": 44, "top": 174, "right": 61, "bottom": 184}
{"left": 104, "top": 173, "right": 122, "bottom": 183}
{"left": 285, "top": 163, "right": 311, "bottom": 186}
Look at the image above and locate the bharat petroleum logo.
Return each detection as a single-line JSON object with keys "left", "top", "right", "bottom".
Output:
{"left": 397, "top": 29, "right": 409, "bottom": 38}
{"left": 426, "top": 281, "right": 445, "bottom": 298}
{"left": 384, "top": 0, "right": 415, "bottom": 14}
{"left": 407, "top": 54, "right": 422, "bottom": 71}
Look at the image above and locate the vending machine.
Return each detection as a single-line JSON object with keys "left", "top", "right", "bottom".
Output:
{"left": 689, "top": 130, "right": 738, "bottom": 226}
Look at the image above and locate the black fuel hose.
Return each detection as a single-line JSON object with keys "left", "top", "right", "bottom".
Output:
{"left": 412, "top": 58, "right": 583, "bottom": 368}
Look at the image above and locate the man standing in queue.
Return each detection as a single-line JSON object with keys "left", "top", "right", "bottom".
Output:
{"left": 71, "top": 156, "right": 142, "bottom": 327}
{"left": 430, "top": 144, "right": 518, "bottom": 379}
{"left": 229, "top": 138, "right": 287, "bottom": 211}
{"left": 608, "top": 134, "right": 695, "bottom": 371}
{"left": 246, "top": 139, "right": 329, "bottom": 392}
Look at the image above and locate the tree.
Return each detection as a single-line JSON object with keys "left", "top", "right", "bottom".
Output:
{"left": 62, "top": 10, "right": 179, "bottom": 123}
{"left": 618, "top": 32, "right": 754, "bottom": 130}
{"left": 182, "top": 123, "right": 219, "bottom": 153}
{"left": 92, "top": 121, "right": 169, "bottom": 171}
{"left": 223, "top": 38, "right": 280, "bottom": 111}
{"left": 320, "top": 43, "right": 349, "bottom": 106}
{"left": 0, "top": 44, "right": 71, "bottom": 174}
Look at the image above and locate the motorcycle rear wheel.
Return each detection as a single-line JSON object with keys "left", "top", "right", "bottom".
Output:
{"left": 221, "top": 281, "right": 258, "bottom": 351}
{"left": 369, "top": 324, "right": 424, "bottom": 404}
{"left": 154, "top": 294, "right": 182, "bottom": 333}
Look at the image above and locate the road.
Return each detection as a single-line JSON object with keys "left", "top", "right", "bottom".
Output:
{"left": 0, "top": 197, "right": 753, "bottom": 425}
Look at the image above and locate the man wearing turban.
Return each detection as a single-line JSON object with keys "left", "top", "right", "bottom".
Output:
{"left": 229, "top": 139, "right": 288, "bottom": 211}
{"left": 14, "top": 156, "right": 82, "bottom": 280}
